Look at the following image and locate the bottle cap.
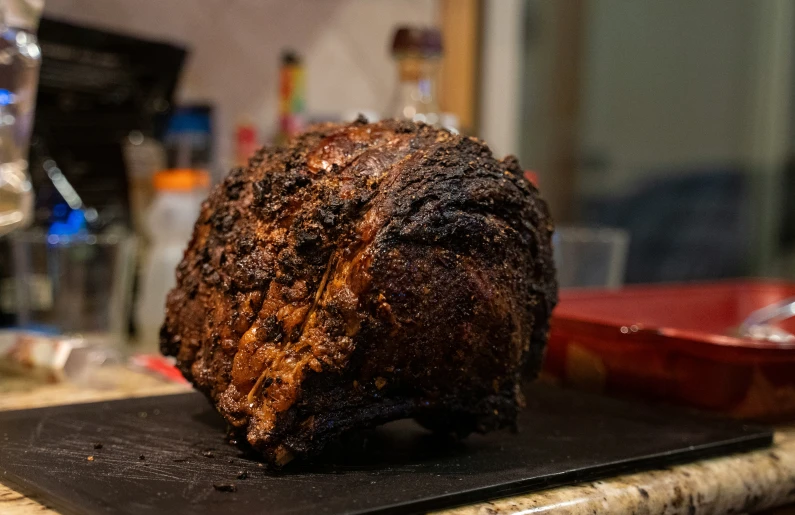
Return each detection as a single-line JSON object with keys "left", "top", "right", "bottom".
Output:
{"left": 391, "top": 26, "right": 443, "bottom": 58}
{"left": 281, "top": 50, "right": 301, "bottom": 66}
{"left": 236, "top": 124, "right": 258, "bottom": 144}
{"left": 153, "top": 169, "right": 210, "bottom": 191}
{"left": 165, "top": 105, "right": 212, "bottom": 135}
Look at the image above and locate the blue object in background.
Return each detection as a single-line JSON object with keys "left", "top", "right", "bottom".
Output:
{"left": 47, "top": 204, "right": 87, "bottom": 238}
{"left": 164, "top": 104, "right": 214, "bottom": 173}
{"left": 165, "top": 106, "right": 212, "bottom": 134}
{"left": 0, "top": 88, "right": 14, "bottom": 106}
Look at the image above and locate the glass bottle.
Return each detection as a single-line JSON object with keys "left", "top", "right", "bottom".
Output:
{"left": 388, "top": 27, "right": 443, "bottom": 127}
{"left": 275, "top": 50, "right": 305, "bottom": 145}
{"left": 0, "top": 0, "right": 41, "bottom": 236}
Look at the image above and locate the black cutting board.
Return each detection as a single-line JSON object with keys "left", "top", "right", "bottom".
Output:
{"left": 0, "top": 384, "right": 771, "bottom": 515}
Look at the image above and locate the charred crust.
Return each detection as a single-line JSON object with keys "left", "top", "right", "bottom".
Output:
{"left": 160, "top": 119, "right": 558, "bottom": 466}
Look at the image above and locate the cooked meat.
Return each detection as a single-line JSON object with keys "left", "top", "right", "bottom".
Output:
{"left": 161, "top": 118, "right": 557, "bottom": 466}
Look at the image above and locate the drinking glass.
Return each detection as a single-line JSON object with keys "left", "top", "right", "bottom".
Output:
{"left": 553, "top": 226, "right": 629, "bottom": 289}
{"left": 10, "top": 231, "right": 137, "bottom": 349}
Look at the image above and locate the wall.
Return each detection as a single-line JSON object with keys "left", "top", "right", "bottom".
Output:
{"left": 577, "top": 0, "right": 756, "bottom": 195}
{"left": 42, "top": 0, "right": 438, "bottom": 172}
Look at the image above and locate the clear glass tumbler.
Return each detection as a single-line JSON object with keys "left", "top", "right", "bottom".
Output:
{"left": 553, "top": 226, "right": 630, "bottom": 289}
{"left": 10, "top": 231, "right": 137, "bottom": 349}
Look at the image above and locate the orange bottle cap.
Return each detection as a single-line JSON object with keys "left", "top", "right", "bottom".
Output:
{"left": 153, "top": 169, "right": 210, "bottom": 191}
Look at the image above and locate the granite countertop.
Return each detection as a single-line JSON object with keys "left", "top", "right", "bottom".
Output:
{"left": 1, "top": 368, "right": 794, "bottom": 515}
{"left": 434, "top": 429, "right": 795, "bottom": 514}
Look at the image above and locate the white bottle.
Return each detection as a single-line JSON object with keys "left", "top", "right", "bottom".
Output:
{"left": 135, "top": 169, "right": 208, "bottom": 352}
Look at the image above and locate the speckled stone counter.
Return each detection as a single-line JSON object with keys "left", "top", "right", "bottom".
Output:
{"left": 1, "top": 369, "right": 794, "bottom": 515}
{"left": 434, "top": 428, "right": 795, "bottom": 514}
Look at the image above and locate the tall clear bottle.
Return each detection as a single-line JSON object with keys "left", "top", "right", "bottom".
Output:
{"left": 0, "top": 0, "right": 41, "bottom": 235}
{"left": 388, "top": 27, "right": 443, "bottom": 127}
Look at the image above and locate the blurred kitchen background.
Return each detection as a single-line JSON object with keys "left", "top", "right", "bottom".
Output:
{"left": 2, "top": 0, "right": 795, "bottom": 382}
{"left": 20, "top": 0, "right": 789, "bottom": 285}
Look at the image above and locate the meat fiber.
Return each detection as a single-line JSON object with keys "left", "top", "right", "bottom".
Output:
{"left": 160, "top": 118, "right": 557, "bottom": 466}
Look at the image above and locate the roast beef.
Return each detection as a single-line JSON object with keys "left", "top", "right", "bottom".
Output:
{"left": 160, "top": 118, "right": 557, "bottom": 466}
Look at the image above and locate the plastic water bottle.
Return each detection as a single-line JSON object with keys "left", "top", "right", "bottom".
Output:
{"left": 135, "top": 169, "right": 208, "bottom": 352}
{"left": 0, "top": 0, "right": 42, "bottom": 235}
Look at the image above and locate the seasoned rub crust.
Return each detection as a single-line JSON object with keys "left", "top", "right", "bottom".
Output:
{"left": 160, "top": 118, "right": 557, "bottom": 466}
